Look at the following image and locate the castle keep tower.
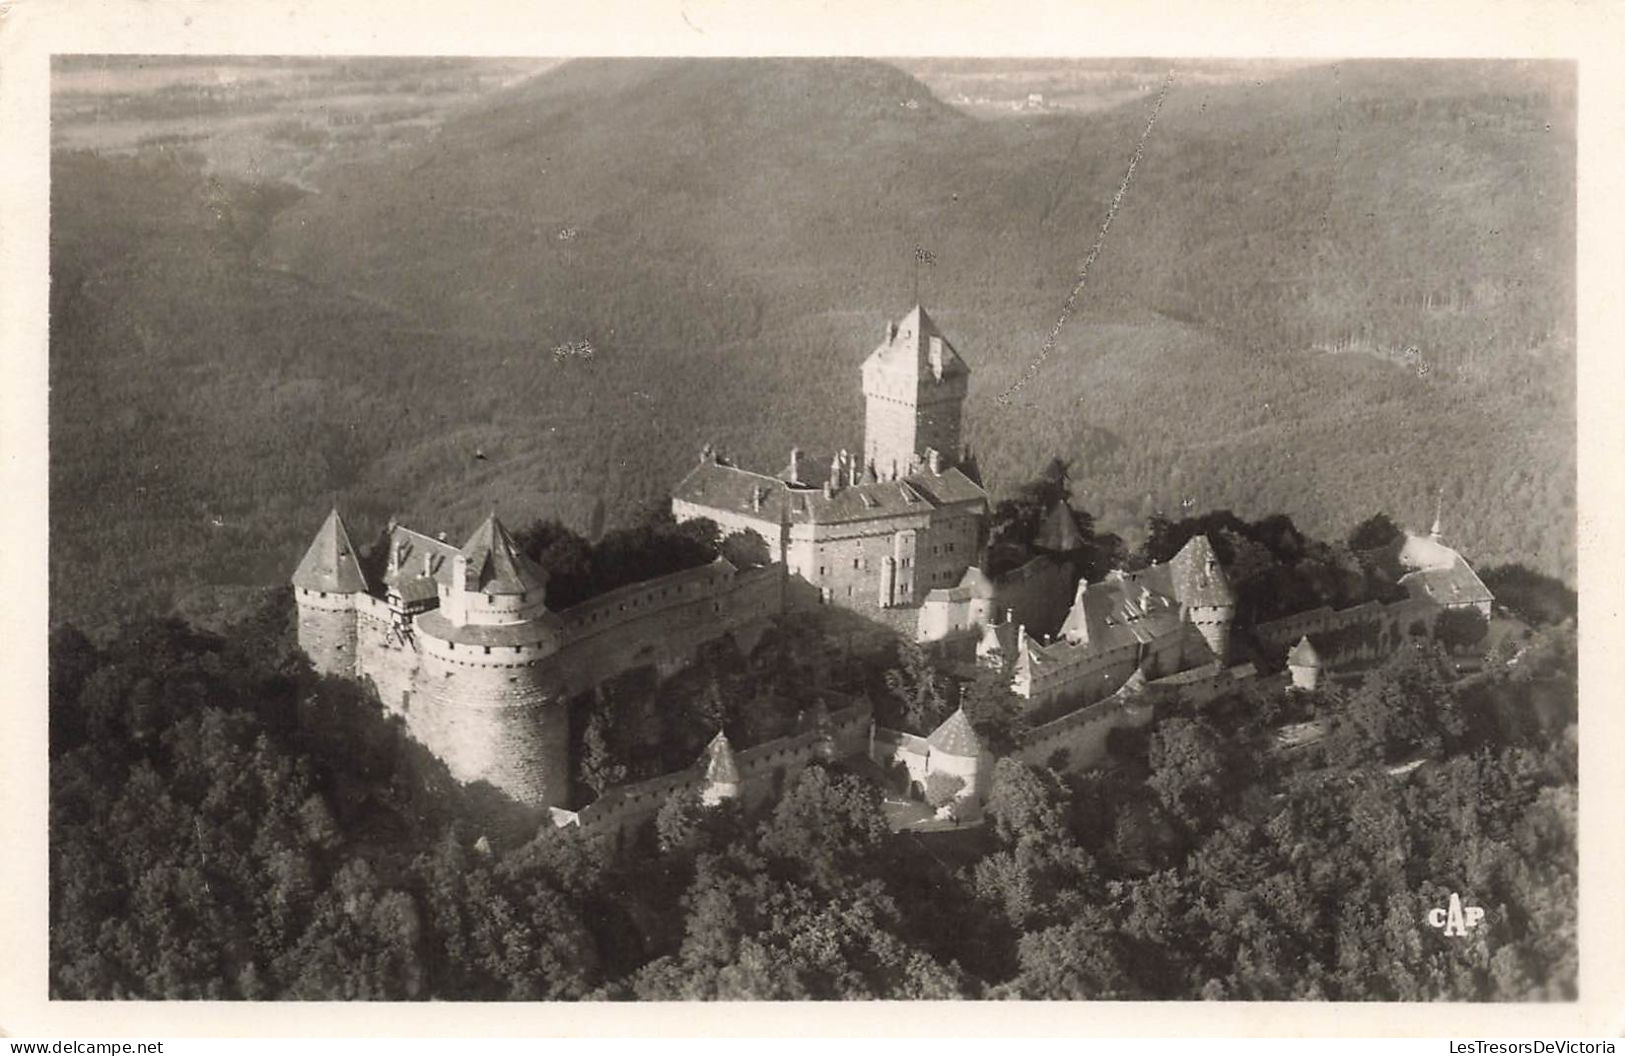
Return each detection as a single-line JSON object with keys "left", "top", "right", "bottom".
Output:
{"left": 862, "top": 306, "right": 969, "bottom": 481}
{"left": 292, "top": 509, "right": 367, "bottom": 677}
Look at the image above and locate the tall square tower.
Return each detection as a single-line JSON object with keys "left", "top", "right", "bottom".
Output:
{"left": 861, "top": 305, "right": 969, "bottom": 480}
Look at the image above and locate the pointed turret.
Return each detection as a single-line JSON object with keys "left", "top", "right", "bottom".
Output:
{"left": 699, "top": 730, "right": 742, "bottom": 804}
{"left": 293, "top": 509, "right": 368, "bottom": 594}
{"left": 459, "top": 513, "right": 548, "bottom": 596}
{"left": 1169, "top": 534, "right": 1235, "bottom": 662}
{"left": 1034, "top": 501, "right": 1086, "bottom": 554}
{"left": 926, "top": 706, "right": 982, "bottom": 758}
{"left": 1288, "top": 635, "right": 1323, "bottom": 691}
{"left": 1169, "top": 534, "right": 1234, "bottom": 607}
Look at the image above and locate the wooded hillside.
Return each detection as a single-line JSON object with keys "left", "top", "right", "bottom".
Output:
{"left": 49, "top": 58, "right": 1575, "bottom": 632}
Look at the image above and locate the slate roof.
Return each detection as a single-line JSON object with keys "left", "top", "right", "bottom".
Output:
{"left": 1288, "top": 635, "right": 1323, "bottom": 668}
{"left": 1034, "top": 502, "right": 1086, "bottom": 553}
{"left": 862, "top": 305, "right": 969, "bottom": 385}
{"left": 1394, "top": 531, "right": 1493, "bottom": 608}
{"left": 926, "top": 707, "right": 982, "bottom": 757}
{"left": 460, "top": 514, "right": 548, "bottom": 596}
{"left": 381, "top": 526, "right": 462, "bottom": 597}
{"left": 1058, "top": 569, "right": 1183, "bottom": 649}
{"left": 1401, "top": 560, "right": 1494, "bottom": 608}
{"left": 1169, "top": 534, "right": 1235, "bottom": 607}
{"left": 672, "top": 459, "right": 986, "bottom": 527}
{"left": 701, "top": 731, "right": 741, "bottom": 784}
{"left": 293, "top": 510, "right": 369, "bottom": 593}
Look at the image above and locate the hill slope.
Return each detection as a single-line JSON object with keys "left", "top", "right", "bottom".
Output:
{"left": 49, "top": 58, "right": 1575, "bottom": 631}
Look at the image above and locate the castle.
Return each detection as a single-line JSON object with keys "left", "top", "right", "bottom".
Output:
{"left": 670, "top": 306, "right": 988, "bottom": 614}
{"left": 294, "top": 303, "right": 1494, "bottom": 829}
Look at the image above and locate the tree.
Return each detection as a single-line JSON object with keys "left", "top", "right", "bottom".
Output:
{"left": 883, "top": 639, "right": 950, "bottom": 733}
{"left": 1335, "top": 638, "right": 1464, "bottom": 764}
{"left": 1348, "top": 512, "right": 1403, "bottom": 552}
{"left": 923, "top": 771, "right": 965, "bottom": 808}
{"left": 1147, "top": 717, "right": 1230, "bottom": 831}
{"left": 1434, "top": 606, "right": 1489, "bottom": 653}
{"left": 984, "top": 757, "right": 1070, "bottom": 846}
{"left": 758, "top": 764, "right": 889, "bottom": 887}
{"left": 580, "top": 707, "right": 625, "bottom": 796}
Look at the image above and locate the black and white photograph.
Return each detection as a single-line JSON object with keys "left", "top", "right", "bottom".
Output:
{"left": 4, "top": 0, "right": 1622, "bottom": 1039}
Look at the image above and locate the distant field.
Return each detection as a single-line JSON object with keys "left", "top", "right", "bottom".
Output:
{"left": 52, "top": 56, "right": 559, "bottom": 186}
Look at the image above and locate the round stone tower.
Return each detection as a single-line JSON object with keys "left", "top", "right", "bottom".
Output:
{"left": 407, "top": 514, "right": 570, "bottom": 808}
{"left": 292, "top": 509, "right": 368, "bottom": 677}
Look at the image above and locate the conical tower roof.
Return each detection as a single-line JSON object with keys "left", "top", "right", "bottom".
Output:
{"left": 1034, "top": 501, "right": 1086, "bottom": 553}
{"left": 1170, "top": 534, "right": 1235, "bottom": 606}
{"left": 926, "top": 707, "right": 982, "bottom": 758}
{"left": 1288, "top": 635, "right": 1323, "bottom": 668}
{"left": 292, "top": 509, "right": 368, "bottom": 593}
{"left": 459, "top": 513, "right": 548, "bottom": 595}
{"left": 701, "top": 730, "right": 740, "bottom": 784}
{"left": 863, "top": 305, "right": 969, "bottom": 384}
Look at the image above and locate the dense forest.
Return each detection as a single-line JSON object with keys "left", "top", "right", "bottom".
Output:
{"left": 49, "top": 507, "right": 1578, "bottom": 1000}
{"left": 48, "top": 58, "right": 1575, "bottom": 638}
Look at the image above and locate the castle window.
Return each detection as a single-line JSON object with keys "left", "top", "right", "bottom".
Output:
{"left": 483, "top": 646, "right": 491, "bottom": 655}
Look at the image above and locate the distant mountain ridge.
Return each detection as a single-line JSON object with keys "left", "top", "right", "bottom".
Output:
{"left": 48, "top": 57, "right": 1576, "bottom": 631}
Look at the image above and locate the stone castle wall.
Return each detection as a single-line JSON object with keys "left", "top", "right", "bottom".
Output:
{"left": 317, "top": 559, "right": 790, "bottom": 809}
{"left": 407, "top": 649, "right": 570, "bottom": 808}
{"left": 295, "top": 587, "right": 358, "bottom": 677}
{"left": 1017, "top": 691, "right": 1155, "bottom": 774}
{"left": 355, "top": 598, "right": 422, "bottom": 715}
{"left": 1252, "top": 595, "right": 1438, "bottom": 669}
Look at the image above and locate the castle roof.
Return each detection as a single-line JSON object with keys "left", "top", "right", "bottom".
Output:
{"left": 1034, "top": 502, "right": 1086, "bottom": 553}
{"left": 1401, "top": 559, "right": 1493, "bottom": 609}
{"left": 701, "top": 731, "right": 741, "bottom": 785}
{"left": 1393, "top": 531, "right": 1493, "bottom": 609}
{"left": 292, "top": 509, "right": 368, "bottom": 594}
{"left": 1058, "top": 568, "right": 1183, "bottom": 649}
{"left": 926, "top": 707, "right": 982, "bottom": 758}
{"left": 672, "top": 458, "right": 985, "bottom": 528}
{"left": 930, "top": 565, "right": 995, "bottom": 604}
{"left": 1169, "top": 534, "right": 1235, "bottom": 607}
{"left": 381, "top": 525, "right": 462, "bottom": 596}
{"left": 1288, "top": 635, "right": 1322, "bottom": 668}
{"left": 862, "top": 305, "right": 970, "bottom": 386}
{"left": 460, "top": 514, "right": 547, "bottom": 596}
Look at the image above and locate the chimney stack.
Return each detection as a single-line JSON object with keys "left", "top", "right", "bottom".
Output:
{"left": 789, "top": 447, "right": 802, "bottom": 485}
{"left": 928, "top": 448, "right": 943, "bottom": 475}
